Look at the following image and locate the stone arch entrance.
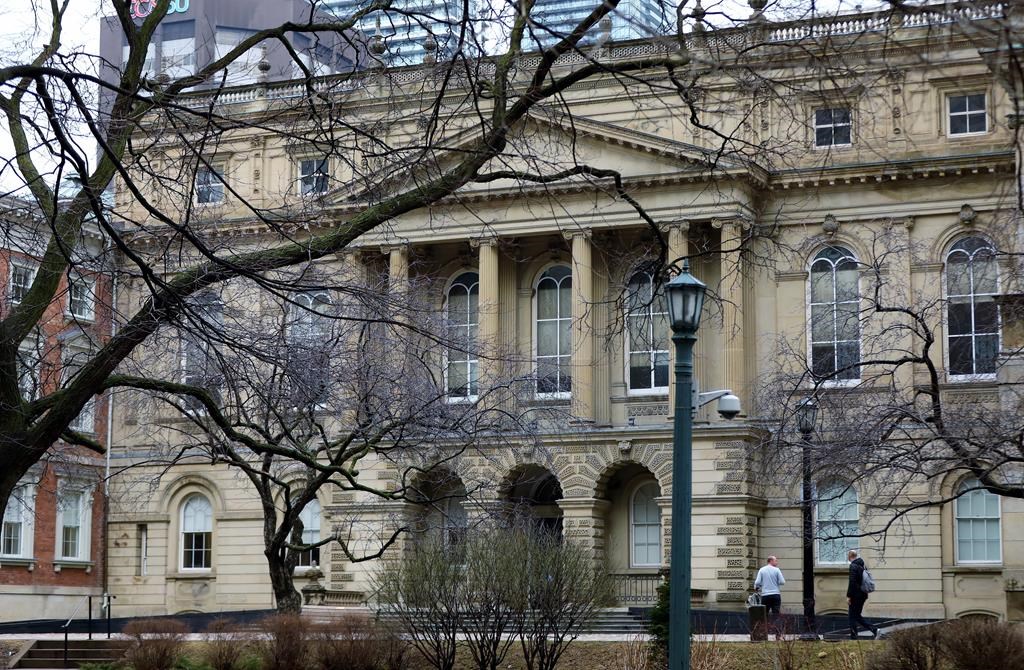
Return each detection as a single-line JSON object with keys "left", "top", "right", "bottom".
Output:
{"left": 499, "top": 464, "right": 564, "bottom": 537}
{"left": 409, "top": 468, "right": 468, "bottom": 547}
{"left": 596, "top": 461, "right": 664, "bottom": 605}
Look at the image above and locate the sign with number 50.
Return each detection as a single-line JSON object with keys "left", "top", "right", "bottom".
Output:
{"left": 130, "top": 0, "right": 190, "bottom": 20}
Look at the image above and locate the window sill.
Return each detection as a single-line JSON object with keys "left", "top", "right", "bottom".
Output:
{"left": 947, "top": 131, "right": 989, "bottom": 139}
{"left": 942, "top": 564, "right": 1002, "bottom": 574}
{"left": 813, "top": 565, "right": 850, "bottom": 574}
{"left": 65, "top": 313, "right": 96, "bottom": 324}
{"left": 168, "top": 570, "right": 216, "bottom": 580}
{"left": 946, "top": 374, "right": 998, "bottom": 384}
{"left": 0, "top": 557, "right": 36, "bottom": 571}
{"left": 54, "top": 560, "right": 93, "bottom": 573}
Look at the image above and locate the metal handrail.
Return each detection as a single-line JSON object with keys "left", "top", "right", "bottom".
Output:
{"left": 61, "top": 592, "right": 116, "bottom": 667}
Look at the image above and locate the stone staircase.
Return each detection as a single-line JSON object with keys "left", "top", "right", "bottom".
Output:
{"left": 13, "top": 639, "right": 129, "bottom": 669}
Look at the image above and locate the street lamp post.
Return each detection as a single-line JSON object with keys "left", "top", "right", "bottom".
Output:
{"left": 665, "top": 261, "right": 707, "bottom": 670}
{"left": 796, "top": 397, "right": 819, "bottom": 640}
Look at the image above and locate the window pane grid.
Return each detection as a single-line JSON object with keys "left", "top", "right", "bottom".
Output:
{"left": 1, "top": 521, "right": 22, "bottom": 556}
{"left": 810, "top": 248, "right": 860, "bottom": 380}
{"left": 948, "top": 94, "right": 987, "bottom": 135}
{"left": 626, "top": 272, "right": 669, "bottom": 392}
{"left": 446, "top": 273, "right": 479, "bottom": 399}
{"left": 814, "top": 107, "right": 852, "bottom": 147}
{"left": 196, "top": 166, "right": 224, "bottom": 204}
{"left": 956, "top": 480, "right": 1001, "bottom": 563}
{"left": 182, "top": 532, "right": 212, "bottom": 569}
{"left": 631, "top": 484, "right": 661, "bottom": 567}
{"left": 946, "top": 239, "right": 999, "bottom": 376}
{"left": 816, "top": 484, "right": 858, "bottom": 564}
{"left": 68, "top": 275, "right": 94, "bottom": 319}
{"left": 536, "top": 267, "right": 572, "bottom": 395}
{"left": 299, "top": 158, "right": 330, "bottom": 195}
{"left": 10, "top": 264, "right": 36, "bottom": 304}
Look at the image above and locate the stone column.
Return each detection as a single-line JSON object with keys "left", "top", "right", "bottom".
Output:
{"left": 567, "top": 230, "right": 594, "bottom": 423}
{"left": 384, "top": 244, "right": 410, "bottom": 294}
{"left": 714, "top": 218, "right": 748, "bottom": 412}
{"left": 558, "top": 497, "right": 610, "bottom": 568}
{"left": 664, "top": 221, "right": 689, "bottom": 419}
{"left": 474, "top": 237, "right": 501, "bottom": 392}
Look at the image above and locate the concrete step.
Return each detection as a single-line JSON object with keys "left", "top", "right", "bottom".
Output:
{"left": 14, "top": 639, "right": 128, "bottom": 669}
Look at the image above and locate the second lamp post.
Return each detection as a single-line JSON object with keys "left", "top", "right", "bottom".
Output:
{"left": 796, "top": 396, "right": 819, "bottom": 640}
{"left": 665, "top": 261, "right": 707, "bottom": 670}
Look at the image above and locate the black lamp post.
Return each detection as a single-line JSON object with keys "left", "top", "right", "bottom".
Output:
{"left": 665, "top": 261, "right": 706, "bottom": 670}
{"left": 796, "top": 396, "right": 819, "bottom": 640}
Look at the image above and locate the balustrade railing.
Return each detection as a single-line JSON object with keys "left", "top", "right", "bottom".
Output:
{"left": 610, "top": 573, "right": 663, "bottom": 606}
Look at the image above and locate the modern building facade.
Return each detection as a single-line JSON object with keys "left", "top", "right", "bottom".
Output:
{"left": 526, "top": 0, "right": 670, "bottom": 50}
{"left": 92, "top": 1, "right": 1024, "bottom": 624}
{"left": 98, "top": 0, "right": 363, "bottom": 111}
{"left": 323, "top": 0, "right": 466, "bottom": 65}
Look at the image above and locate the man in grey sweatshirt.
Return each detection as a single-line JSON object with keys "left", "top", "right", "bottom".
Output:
{"left": 754, "top": 555, "right": 786, "bottom": 620}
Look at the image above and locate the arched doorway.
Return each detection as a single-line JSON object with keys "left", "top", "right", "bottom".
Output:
{"left": 500, "top": 465, "right": 563, "bottom": 537}
{"left": 597, "top": 462, "right": 663, "bottom": 605}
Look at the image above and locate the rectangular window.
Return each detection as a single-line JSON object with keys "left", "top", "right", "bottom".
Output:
{"left": 64, "top": 348, "right": 97, "bottom": 433}
{"left": 182, "top": 531, "right": 212, "bottom": 569}
{"left": 58, "top": 490, "right": 84, "bottom": 560}
{"left": 948, "top": 94, "right": 987, "bottom": 136}
{"left": 1, "top": 486, "right": 28, "bottom": 557}
{"left": 181, "top": 297, "right": 224, "bottom": 412}
{"left": 68, "top": 274, "right": 95, "bottom": 320}
{"left": 137, "top": 524, "right": 149, "bottom": 576}
{"left": 160, "top": 20, "right": 196, "bottom": 79}
{"left": 299, "top": 158, "right": 330, "bottom": 195}
{"left": 214, "top": 27, "right": 261, "bottom": 86}
{"left": 16, "top": 348, "right": 39, "bottom": 400}
{"left": 10, "top": 262, "right": 37, "bottom": 304}
{"left": 814, "top": 108, "right": 852, "bottom": 147}
{"left": 196, "top": 165, "right": 225, "bottom": 204}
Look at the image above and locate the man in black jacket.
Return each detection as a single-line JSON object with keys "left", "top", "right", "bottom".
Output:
{"left": 847, "top": 549, "right": 879, "bottom": 639}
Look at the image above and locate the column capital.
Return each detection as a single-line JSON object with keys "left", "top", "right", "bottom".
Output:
{"left": 379, "top": 242, "right": 410, "bottom": 256}
{"left": 469, "top": 235, "right": 500, "bottom": 249}
{"left": 711, "top": 214, "right": 753, "bottom": 231}
{"left": 659, "top": 220, "right": 691, "bottom": 235}
{"left": 562, "top": 227, "right": 592, "bottom": 242}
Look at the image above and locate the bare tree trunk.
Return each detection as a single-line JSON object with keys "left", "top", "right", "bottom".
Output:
{"left": 267, "top": 551, "right": 303, "bottom": 614}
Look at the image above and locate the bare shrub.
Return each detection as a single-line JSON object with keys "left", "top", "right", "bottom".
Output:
{"left": 611, "top": 635, "right": 651, "bottom": 670}
{"left": 310, "top": 614, "right": 382, "bottom": 670}
{"left": 833, "top": 645, "right": 866, "bottom": 670}
{"left": 202, "top": 618, "right": 248, "bottom": 670}
{"left": 941, "top": 618, "right": 1024, "bottom": 670}
{"left": 254, "top": 613, "right": 309, "bottom": 670}
{"left": 690, "top": 634, "right": 734, "bottom": 670}
{"left": 864, "top": 624, "right": 946, "bottom": 670}
{"left": 122, "top": 618, "right": 189, "bottom": 670}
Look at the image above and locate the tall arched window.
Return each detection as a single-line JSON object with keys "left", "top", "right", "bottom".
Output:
{"left": 446, "top": 272, "right": 479, "bottom": 400}
{"left": 956, "top": 478, "right": 1001, "bottom": 564}
{"left": 946, "top": 237, "right": 999, "bottom": 377}
{"left": 287, "top": 291, "right": 333, "bottom": 406}
{"left": 816, "top": 482, "right": 859, "bottom": 564}
{"left": 181, "top": 494, "right": 213, "bottom": 570}
{"left": 631, "top": 483, "right": 661, "bottom": 567}
{"left": 810, "top": 247, "right": 860, "bottom": 381}
{"left": 535, "top": 265, "right": 572, "bottom": 396}
{"left": 296, "top": 499, "right": 322, "bottom": 568}
{"left": 626, "top": 270, "right": 669, "bottom": 393}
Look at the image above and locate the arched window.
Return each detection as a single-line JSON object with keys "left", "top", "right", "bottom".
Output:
{"left": 810, "top": 247, "right": 860, "bottom": 381}
{"left": 181, "top": 494, "right": 213, "bottom": 570}
{"left": 631, "top": 483, "right": 661, "bottom": 567}
{"left": 535, "top": 265, "right": 572, "bottom": 396}
{"left": 287, "top": 291, "right": 333, "bottom": 406}
{"left": 956, "top": 478, "right": 1001, "bottom": 563}
{"left": 946, "top": 237, "right": 999, "bottom": 377}
{"left": 446, "top": 272, "right": 479, "bottom": 400}
{"left": 816, "top": 483, "right": 859, "bottom": 564}
{"left": 626, "top": 270, "right": 669, "bottom": 393}
{"left": 296, "top": 499, "right": 322, "bottom": 568}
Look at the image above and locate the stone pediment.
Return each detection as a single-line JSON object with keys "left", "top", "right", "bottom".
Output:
{"left": 323, "top": 110, "right": 745, "bottom": 207}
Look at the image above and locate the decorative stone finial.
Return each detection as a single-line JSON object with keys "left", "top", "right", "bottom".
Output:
{"left": 423, "top": 33, "right": 437, "bottom": 64}
{"left": 370, "top": 17, "right": 386, "bottom": 57}
{"left": 748, "top": 0, "right": 767, "bottom": 22}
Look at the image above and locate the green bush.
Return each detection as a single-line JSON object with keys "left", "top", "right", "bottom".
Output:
{"left": 646, "top": 580, "right": 670, "bottom": 660}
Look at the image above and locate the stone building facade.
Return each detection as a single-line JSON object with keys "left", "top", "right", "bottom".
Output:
{"left": 102, "top": 2, "right": 1024, "bottom": 622}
